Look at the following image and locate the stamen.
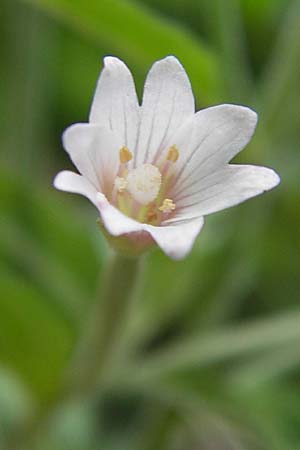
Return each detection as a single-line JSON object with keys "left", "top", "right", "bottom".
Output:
{"left": 114, "top": 176, "right": 128, "bottom": 192}
{"left": 119, "top": 146, "right": 133, "bottom": 164}
{"left": 166, "top": 145, "right": 179, "bottom": 163}
{"left": 159, "top": 198, "right": 176, "bottom": 213}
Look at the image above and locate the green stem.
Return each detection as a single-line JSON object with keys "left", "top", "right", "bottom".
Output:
{"left": 7, "top": 252, "right": 141, "bottom": 450}
{"left": 67, "top": 253, "right": 141, "bottom": 396}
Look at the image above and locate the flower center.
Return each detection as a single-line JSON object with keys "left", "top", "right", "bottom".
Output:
{"left": 113, "top": 146, "right": 179, "bottom": 224}
{"left": 126, "top": 164, "right": 162, "bottom": 205}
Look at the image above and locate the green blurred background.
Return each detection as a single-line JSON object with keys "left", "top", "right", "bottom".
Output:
{"left": 1, "top": 0, "right": 300, "bottom": 448}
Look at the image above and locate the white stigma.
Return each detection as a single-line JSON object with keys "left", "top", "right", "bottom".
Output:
{"left": 126, "top": 164, "right": 162, "bottom": 205}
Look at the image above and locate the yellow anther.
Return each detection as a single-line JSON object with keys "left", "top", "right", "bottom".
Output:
{"left": 159, "top": 198, "right": 176, "bottom": 213}
{"left": 119, "top": 146, "right": 133, "bottom": 164}
{"left": 114, "top": 176, "right": 128, "bottom": 192}
{"left": 166, "top": 145, "right": 179, "bottom": 163}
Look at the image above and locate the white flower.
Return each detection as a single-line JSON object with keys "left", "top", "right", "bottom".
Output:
{"left": 54, "top": 56, "right": 280, "bottom": 260}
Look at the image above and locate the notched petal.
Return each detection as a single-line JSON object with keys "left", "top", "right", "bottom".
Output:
{"left": 134, "top": 55, "right": 195, "bottom": 167}
{"left": 89, "top": 56, "right": 140, "bottom": 150}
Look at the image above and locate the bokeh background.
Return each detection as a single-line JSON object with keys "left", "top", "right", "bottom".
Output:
{"left": 1, "top": 0, "right": 300, "bottom": 449}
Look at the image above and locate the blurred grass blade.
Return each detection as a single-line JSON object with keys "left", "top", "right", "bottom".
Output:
{"left": 21, "top": 0, "right": 222, "bottom": 104}
{"left": 3, "top": 1, "right": 52, "bottom": 172}
{"left": 0, "top": 218, "right": 87, "bottom": 324}
{"left": 229, "top": 344, "right": 300, "bottom": 389}
{"left": 258, "top": 0, "right": 300, "bottom": 127}
{"left": 116, "top": 309, "right": 300, "bottom": 383}
{"left": 0, "top": 274, "right": 73, "bottom": 400}
{"left": 0, "top": 168, "right": 102, "bottom": 323}
{"left": 0, "top": 367, "right": 35, "bottom": 442}
{"left": 213, "top": 0, "right": 253, "bottom": 101}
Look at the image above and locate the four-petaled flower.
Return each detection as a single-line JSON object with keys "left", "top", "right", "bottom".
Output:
{"left": 54, "top": 56, "right": 280, "bottom": 259}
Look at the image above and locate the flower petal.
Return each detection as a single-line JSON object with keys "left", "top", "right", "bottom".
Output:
{"left": 53, "top": 171, "right": 98, "bottom": 206}
{"left": 62, "top": 123, "right": 121, "bottom": 195}
{"left": 134, "top": 56, "right": 195, "bottom": 167}
{"left": 96, "top": 193, "right": 204, "bottom": 260}
{"left": 171, "top": 104, "right": 258, "bottom": 195}
{"left": 170, "top": 164, "right": 280, "bottom": 221}
{"left": 145, "top": 217, "right": 204, "bottom": 260}
{"left": 89, "top": 57, "right": 140, "bottom": 150}
{"left": 96, "top": 193, "right": 144, "bottom": 235}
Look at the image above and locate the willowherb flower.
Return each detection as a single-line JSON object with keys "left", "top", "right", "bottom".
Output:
{"left": 54, "top": 56, "right": 280, "bottom": 259}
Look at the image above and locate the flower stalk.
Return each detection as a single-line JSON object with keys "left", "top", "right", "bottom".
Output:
{"left": 67, "top": 252, "right": 141, "bottom": 396}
